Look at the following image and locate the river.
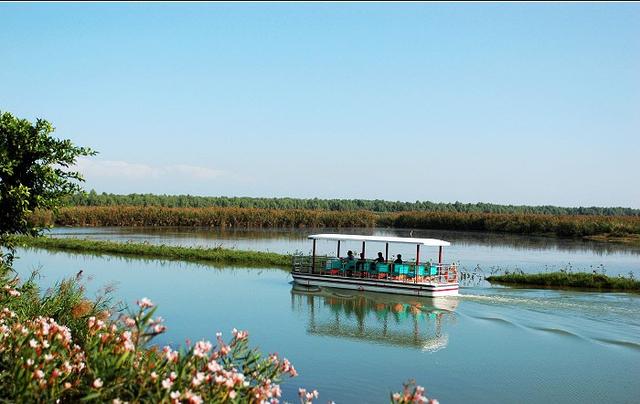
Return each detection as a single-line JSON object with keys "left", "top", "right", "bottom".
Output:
{"left": 10, "top": 227, "right": 640, "bottom": 403}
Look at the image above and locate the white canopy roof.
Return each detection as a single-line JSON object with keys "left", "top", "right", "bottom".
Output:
{"left": 308, "top": 234, "right": 450, "bottom": 247}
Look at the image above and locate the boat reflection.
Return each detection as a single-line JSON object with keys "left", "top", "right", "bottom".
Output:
{"left": 290, "top": 285, "right": 458, "bottom": 352}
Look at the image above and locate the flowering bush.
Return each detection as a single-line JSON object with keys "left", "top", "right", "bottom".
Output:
{"left": 0, "top": 267, "right": 308, "bottom": 403}
{"left": 391, "top": 380, "right": 438, "bottom": 404}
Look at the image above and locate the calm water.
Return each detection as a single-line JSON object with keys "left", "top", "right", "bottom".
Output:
{"left": 11, "top": 228, "right": 640, "bottom": 403}
{"left": 48, "top": 226, "right": 640, "bottom": 276}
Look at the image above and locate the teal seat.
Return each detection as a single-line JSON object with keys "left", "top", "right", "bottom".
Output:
{"left": 414, "top": 264, "right": 425, "bottom": 276}
{"left": 365, "top": 262, "right": 378, "bottom": 276}
{"left": 393, "top": 264, "right": 410, "bottom": 275}
{"left": 343, "top": 261, "right": 356, "bottom": 271}
{"left": 376, "top": 263, "right": 390, "bottom": 274}
{"left": 325, "top": 259, "right": 341, "bottom": 270}
{"left": 429, "top": 265, "right": 438, "bottom": 276}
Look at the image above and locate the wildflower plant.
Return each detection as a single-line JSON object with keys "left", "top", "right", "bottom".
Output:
{"left": 0, "top": 267, "right": 306, "bottom": 403}
{"left": 390, "top": 379, "right": 438, "bottom": 404}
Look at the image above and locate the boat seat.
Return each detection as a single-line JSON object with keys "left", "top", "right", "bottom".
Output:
{"left": 343, "top": 261, "right": 356, "bottom": 271}
{"left": 393, "top": 264, "right": 410, "bottom": 275}
{"left": 376, "top": 263, "right": 390, "bottom": 273}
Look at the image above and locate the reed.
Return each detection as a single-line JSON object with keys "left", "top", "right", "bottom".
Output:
{"left": 381, "top": 211, "right": 640, "bottom": 238}
{"left": 29, "top": 207, "right": 640, "bottom": 241}
{"left": 486, "top": 272, "right": 640, "bottom": 291}
{"left": 15, "top": 236, "right": 292, "bottom": 268}
{"left": 30, "top": 206, "right": 377, "bottom": 228}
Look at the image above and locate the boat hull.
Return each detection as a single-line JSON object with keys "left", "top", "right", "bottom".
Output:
{"left": 291, "top": 273, "right": 459, "bottom": 297}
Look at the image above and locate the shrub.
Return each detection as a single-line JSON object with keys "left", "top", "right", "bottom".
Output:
{"left": 0, "top": 267, "right": 305, "bottom": 403}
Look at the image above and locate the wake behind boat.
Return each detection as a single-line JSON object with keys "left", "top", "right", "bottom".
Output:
{"left": 291, "top": 234, "right": 459, "bottom": 297}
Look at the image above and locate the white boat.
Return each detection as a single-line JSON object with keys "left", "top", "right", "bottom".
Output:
{"left": 291, "top": 234, "right": 459, "bottom": 297}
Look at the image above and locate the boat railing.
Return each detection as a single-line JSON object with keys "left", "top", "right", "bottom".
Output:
{"left": 292, "top": 255, "right": 459, "bottom": 284}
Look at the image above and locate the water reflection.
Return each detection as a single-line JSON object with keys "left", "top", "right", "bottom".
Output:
{"left": 49, "top": 226, "right": 640, "bottom": 255}
{"left": 290, "top": 286, "right": 457, "bottom": 352}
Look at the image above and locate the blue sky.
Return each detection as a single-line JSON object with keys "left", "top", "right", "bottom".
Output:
{"left": 1, "top": 3, "right": 639, "bottom": 207}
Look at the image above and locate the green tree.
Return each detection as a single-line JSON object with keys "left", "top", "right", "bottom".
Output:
{"left": 0, "top": 111, "right": 95, "bottom": 265}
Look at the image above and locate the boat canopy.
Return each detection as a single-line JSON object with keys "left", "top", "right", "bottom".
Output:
{"left": 308, "top": 234, "right": 451, "bottom": 247}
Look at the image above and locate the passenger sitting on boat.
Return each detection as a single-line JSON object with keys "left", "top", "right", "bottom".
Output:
{"left": 375, "top": 252, "right": 385, "bottom": 263}
{"left": 345, "top": 250, "right": 355, "bottom": 261}
{"left": 356, "top": 252, "right": 366, "bottom": 271}
{"left": 394, "top": 254, "right": 403, "bottom": 264}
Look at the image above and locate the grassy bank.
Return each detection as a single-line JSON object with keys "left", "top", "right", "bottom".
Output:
{"left": 583, "top": 234, "right": 640, "bottom": 246}
{"left": 15, "top": 236, "right": 292, "bottom": 268}
{"left": 29, "top": 206, "right": 640, "bottom": 241}
{"left": 486, "top": 272, "right": 640, "bottom": 292}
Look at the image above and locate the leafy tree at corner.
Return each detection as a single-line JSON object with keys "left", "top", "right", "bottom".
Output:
{"left": 0, "top": 110, "right": 95, "bottom": 265}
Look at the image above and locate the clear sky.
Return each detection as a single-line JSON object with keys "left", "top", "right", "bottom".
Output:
{"left": 1, "top": 3, "right": 639, "bottom": 207}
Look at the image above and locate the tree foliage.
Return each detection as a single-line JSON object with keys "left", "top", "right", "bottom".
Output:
{"left": 0, "top": 111, "right": 95, "bottom": 264}
{"left": 64, "top": 192, "right": 640, "bottom": 216}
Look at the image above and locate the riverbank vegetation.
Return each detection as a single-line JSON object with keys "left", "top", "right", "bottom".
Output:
{"left": 29, "top": 206, "right": 640, "bottom": 242}
{"left": 15, "top": 236, "right": 292, "bottom": 268}
{"left": 383, "top": 211, "right": 640, "bottom": 238}
{"left": 486, "top": 272, "right": 640, "bottom": 292}
{"left": 65, "top": 191, "right": 640, "bottom": 216}
{"left": 30, "top": 206, "right": 378, "bottom": 228}
{"left": 0, "top": 265, "right": 310, "bottom": 402}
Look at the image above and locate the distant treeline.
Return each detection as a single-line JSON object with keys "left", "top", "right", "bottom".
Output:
{"left": 62, "top": 191, "right": 640, "bottom": 216}
{"left": 31, "top": 206, "right": 640, "bottom": 239}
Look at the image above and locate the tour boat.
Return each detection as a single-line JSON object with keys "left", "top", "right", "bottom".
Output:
{"left": 291, "top": 234, "right": 459, "bottom": 297}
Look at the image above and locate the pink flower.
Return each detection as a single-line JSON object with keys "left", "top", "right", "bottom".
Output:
{"left": 163, "top": 346, "right": 179, "bottom": 363}
{"left": 232, "top": 328, "right": 249, "bottom": 340}
{"left": 34, "top": 370, "right": 45, "bottom": 380}
{"left": 191, "top": 372, "right": 205, "bottom": 387}
{"left": 281, "top": 358, "right": 297, "bottom": 377}
{"left": 124, "top": 317, "right": 136, "bottom": 328}
{"left": 193, "top": 340, "right": 213, "bottom": 358}
{"left": 229, "top": 390, "right": 237, "bottom": 399}
{"left": 93, "top": 378, "right": 103, "bottom": 388}
{"left": 207, "top": 360, "right": 222, "bottom": 372}
{"left": 162, "top": 378, "right": 173, "bottom": 390}
{"left": 170, "top": 391, "right": 181, "bottom": 400}
{"left": 136, "top": 297, "right": 154, "bottom": 309}
{"left": 189, "top": 394, "right": 203, "bottom": 404}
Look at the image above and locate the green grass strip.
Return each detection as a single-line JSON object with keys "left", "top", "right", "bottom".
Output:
{"left": 14, "top": 236, "right": 292, "bottom": 269}
{"left": 486, "top": 272, "right": 640, "bottom": 292}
